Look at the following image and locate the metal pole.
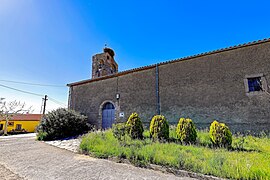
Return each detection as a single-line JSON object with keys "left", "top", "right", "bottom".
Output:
{"left": 155, "top": 64, "right": 160, "bottom": 115}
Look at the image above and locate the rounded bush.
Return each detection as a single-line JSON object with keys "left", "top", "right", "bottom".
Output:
{"left": 176, "top": 118, "right": 197, "bottom": 144}
{"left": 149, "top": 115, "right": 169, "bottom": 141}
{"left": 37, "top": 108, "right": 90, "bottom": 140}
{"left": 126, "top": 113, "right": 144, "bottom": 139}
{"left": 209, "top": 120, "right": 232, "bottom": 148}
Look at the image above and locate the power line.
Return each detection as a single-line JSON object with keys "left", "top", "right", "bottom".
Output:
{"left": 0, "top": 84, "right": 44, "bottom": 97}
{"left": 0, "top": 83, "right": 67, "bottom": 108}
{"left": 0, "top": 79, "right": 66, "bottom": 87}
{"left": 48, "top": 96, "right": 67, "bottom": 107}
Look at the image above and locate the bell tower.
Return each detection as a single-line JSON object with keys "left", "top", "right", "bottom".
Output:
{"left": 92, "top": 47, "right": 118, "bottom": 79}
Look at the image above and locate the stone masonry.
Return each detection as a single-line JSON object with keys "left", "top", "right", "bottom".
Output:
{"left": 68, "top": 39, "right": 270, "bottom": 133}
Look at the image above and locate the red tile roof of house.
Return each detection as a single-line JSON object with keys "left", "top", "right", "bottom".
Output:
{"left": 0, "top": 114, "right": 42, "bottom": 121}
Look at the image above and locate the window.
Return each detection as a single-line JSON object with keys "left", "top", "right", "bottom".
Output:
{"left": 96, "top": 70, "right": 101, "bottom": 77}
{"left": 98, "top": 64, "right": 103, "bottom": 69}
{"left": 8, "top": 122, "right": 14, "bottom": 127}
{"left": 16, "top": 124, "right": 22, "bottom": 130}
{"left": 248, "top": 77, "right": 262, "bottom": 92}
{"left": 244, "top": 73, "right": 268, "bottom": 95}
{"left": 0, "top": 124, "right": 3, "bottom": 130}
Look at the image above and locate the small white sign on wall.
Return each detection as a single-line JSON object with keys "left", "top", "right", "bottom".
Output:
{"left": 119, "top": 112, "right": 125, "bottom": 118}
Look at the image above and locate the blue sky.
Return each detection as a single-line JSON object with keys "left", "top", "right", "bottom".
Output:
{"left": 1, "top": 0, "right": 270, "bottom": 113}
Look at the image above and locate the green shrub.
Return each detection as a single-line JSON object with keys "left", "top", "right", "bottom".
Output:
{"left": 176, "top": 118, "right": 197, "bottom": 144}
{"left": 209, "top": 120, "right": 232, "bottom": 148}
{"left": 36, "top": 131, "right": 48, "bottom": 141}
{"left": 149, "top": 115, "right": 169, "bottom": 141}
{"left": 112, "top": 123, "right": 127, "bottom": 141}
{"left": 37, "top": 108, "right": 90, "bottom": 140}
{"left": 126, "top": 113, "right": 144, "bottom": 139}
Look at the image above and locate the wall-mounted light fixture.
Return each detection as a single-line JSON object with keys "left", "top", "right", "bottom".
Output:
{"left": 116, "top": 93, "right": 120, "bottom": 100}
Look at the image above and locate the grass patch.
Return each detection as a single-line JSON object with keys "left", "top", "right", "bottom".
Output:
{"left": 80, "top": 129, "right": 270, "bottom": 179}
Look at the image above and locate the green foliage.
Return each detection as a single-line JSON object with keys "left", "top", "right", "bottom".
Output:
{"left": 176, "top": 118, "right": 197, "bottom": 144}
{"left": 149, "top": 115, "right": 169, "bottom": 141}
{"left": 37, "top": 108, "right": 90, "bottom": 140}
{"left": 232, "top": 135, "right": 245, "bottom": 151}
{"left": 112, "top": 123, "right": 127, "bottom": 141}
{"left": 126, "top": 113, "right": 144, "bottom": 139}
{"left": 80, "top": 129, "right": 270, "bottom": 179}
{"left": 36, "top": 131, "right": 48, "bottom": 141}
{"left": 209, "top": 120, "right": 232, "bottom": 148}
{"left": 196, "top": 129, "right": 212, "bottom": 147}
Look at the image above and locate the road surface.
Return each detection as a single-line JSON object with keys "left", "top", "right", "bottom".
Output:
{"left": 0, "top": 134, "right": 196, "bottom": 180}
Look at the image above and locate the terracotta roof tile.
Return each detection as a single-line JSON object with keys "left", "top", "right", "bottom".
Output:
{"left": 0, "top": 114, "right": 42, "bottom": 121}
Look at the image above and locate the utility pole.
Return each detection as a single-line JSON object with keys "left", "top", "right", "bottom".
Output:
{"left": 42, "top": 95, "right": 48, "bottom": 115}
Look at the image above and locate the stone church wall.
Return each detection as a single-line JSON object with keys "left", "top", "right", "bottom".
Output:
{"left": 159, "top": 42, "right": 270, "bottom": 132}
{"left": 70, "top": 68, "right": 157, "bottom": 128}
{"left": 69, "top": 41, "right": 270, "bottom": 133}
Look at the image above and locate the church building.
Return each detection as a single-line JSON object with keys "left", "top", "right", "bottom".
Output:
{"left": 67, "top": 39, "right": 270, "bottom": 133}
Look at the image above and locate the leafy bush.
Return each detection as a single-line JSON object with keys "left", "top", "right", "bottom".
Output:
{"left": 126, "top": 113, "right": 144, "bottom": 139}
{"left": 112, "top": 123, "right": 127, "bottom": 141}
{"left": 149, "top": 115, "right": 169, "bottom": 141}
{"left": 36, "top": 131, "right": 48, "bottom": 141}
{"left": 37, "top": 108, "right": 90, "bottom": 140}
{"left": 209, "top": 120, "right": 232, "bottom": 148}
{"left": 176, "top": 118, "right": 197, "bottom": 144}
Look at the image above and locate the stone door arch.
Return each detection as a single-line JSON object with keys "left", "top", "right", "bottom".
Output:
{"left": 101, "top": 102, "right": 115, "bottom": 129}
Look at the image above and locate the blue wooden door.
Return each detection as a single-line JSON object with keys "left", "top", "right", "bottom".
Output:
{"left": 102, "top": 103, "right": 115, "bottom": 129}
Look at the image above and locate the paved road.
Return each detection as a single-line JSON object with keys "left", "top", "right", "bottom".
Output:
{"left": 0, "top": 134, "right": 196, "bottom": 180}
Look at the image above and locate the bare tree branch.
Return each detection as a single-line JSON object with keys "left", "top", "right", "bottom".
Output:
{"left": 0, "top": 99, "right": 33, "bottom": 135}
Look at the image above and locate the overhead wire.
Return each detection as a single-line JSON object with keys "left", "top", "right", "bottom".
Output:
{"left": 0, "top": 83, "right": 44, "bottom": 97}
{"left": 47, "top": 96, "right": 67, "bottom": 107}
{"left": 0, "top": 79, "right": 66, "bottom": 87}
{"left": 0, "top": 83, "right": 67, "bottom": 108}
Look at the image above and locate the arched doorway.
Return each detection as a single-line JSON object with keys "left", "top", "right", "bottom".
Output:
{"left": 102, "top": 102, "right": 115, "bottom": 129}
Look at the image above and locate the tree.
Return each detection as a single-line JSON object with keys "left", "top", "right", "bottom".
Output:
{"left": 0, "top": 99, "right": 32, "bottom": 135}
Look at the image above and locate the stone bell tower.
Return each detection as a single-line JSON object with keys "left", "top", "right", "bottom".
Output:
{"left": 92, "top": 47, "right": 118, "bottom": 79}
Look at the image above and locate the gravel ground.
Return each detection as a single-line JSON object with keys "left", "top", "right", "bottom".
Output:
{"left": 0, "top": 164, "right": 24, "bottom": 180}
{"left": 44, "top": 138, "right": 81, "bottom": 152}
{"left": 0, "top": 134, "right": 196, "bottom": 180}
